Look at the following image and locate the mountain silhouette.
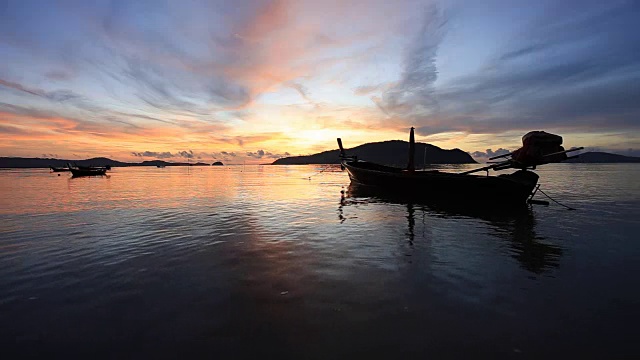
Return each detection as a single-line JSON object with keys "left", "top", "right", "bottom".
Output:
{"left": 565, "top": 152, "right": 640, "bottom": 163}
{"left": 272, "top": 140, "right": 476, "bottom": 165}
{"left": 0, "top": 157, "right": 211, "bottom": 168}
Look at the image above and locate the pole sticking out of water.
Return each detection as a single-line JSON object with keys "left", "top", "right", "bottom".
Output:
{"left": 424, "top": 146, "right": 427, "bottom": 170}
{"left": 407, "top": 127, "right": 415, "bottom": 173}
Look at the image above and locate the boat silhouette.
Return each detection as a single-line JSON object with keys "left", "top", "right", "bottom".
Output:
{"left": 337, "top": 128, "right": 582, "bottom": 208}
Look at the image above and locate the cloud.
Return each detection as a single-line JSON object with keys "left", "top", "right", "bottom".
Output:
{"left": 129, "top": 149, "right": 247, "bottom": 161}
{"left": 177, "top": 150, "right": 195, "bottom": 159}
{"left": 0, "top": 80, "right": 229, "bottom": 144}
{"left": 289, "top": 81, "right": 320, "bottom": 108}
{"left": 0, "top": 78, "right": 87, "bottom": 105}
{"left": 357, "top": 1, "right": 640, "bottom": 141}
{"left": 470, "top": 148, "right": 511, "bottom": 160}
{"left": 264, "top": 150, "right": 290, "bottom": 159}
{"left": 377, "top": 5, "right": 447, "bottom": 118}
{"left": 353, "top": 84, "right": 383, "bottom": 96}
{"left": 0, "top": 108, "right": 105, "bottom": 137}
{"left": 45, "top": 70, "right": 73, "bottom": 81}
{"left": 206, "top": 133, "right": 290, "bottom": 147}
{"left": 413, "top": 1, "right": 640, "bottom": 136}
{"left": 0, "top": 123, "right": 32, "bottom": 136}
{"left": 246, "top": 149, "right": 266, "bottom": 158}
{"left": 80, "top": 0, "right": 310, "bottom": 112}
{"left": 0, "top": 105, "right": 194, "bottom": 151}
{"left": 46, "top": 89, "right": 84, "bottom": 103}
{"left": 1, "top": 0, "right": 638, "bottom": 159}
{"left": 1, "top": 0, "right": 409, "bottom": 142}
{"left": 117, "top": 57, "right": 216, "bottom": 116}
{"left": 131, "top": 151, "right": 174, "bottom": 159}
{"left": 113, "top": 111, "right": 176, "bottom": 125}
{"left": 206, "top": 82, "right": 251, "bottom": 108}
{"left": 245, "top": 149, "right": 290, "bottom": 159}
{"left": 0, "top": 102, "right": 52, "bottom": 119}
{"left": 0, "top": 78, "right": 42, "bottom": 96}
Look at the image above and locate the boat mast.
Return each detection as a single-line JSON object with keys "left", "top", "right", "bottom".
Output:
{"left": 407, "top": 127, "right": 415, "bottom": 173}
{"left": 423, "top": 147, "right": 427, "bottom": 170}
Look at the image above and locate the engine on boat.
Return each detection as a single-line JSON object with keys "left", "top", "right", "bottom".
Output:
{"left": 511, "top": 131, "right": 567, "bottom": 166}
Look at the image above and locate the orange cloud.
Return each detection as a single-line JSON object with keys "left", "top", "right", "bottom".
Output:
{"left": 0, "top": 109, "right": 308, "bottom": 162}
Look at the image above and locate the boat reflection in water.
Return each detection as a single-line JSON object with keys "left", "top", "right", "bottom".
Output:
{"left": 339, "top": 183, "right": 562, "bottom": 274}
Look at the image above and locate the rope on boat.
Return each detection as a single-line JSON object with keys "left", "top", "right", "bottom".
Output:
{"left": 536, "top": 187, "right": 576, "bottom": 210}
{"left": 264, "top": 165, "right": 335, "bottom": 180}
{"left": 304, "top": 165, "right": 333, "bottom": 180}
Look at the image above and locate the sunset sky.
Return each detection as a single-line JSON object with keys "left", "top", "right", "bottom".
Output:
{"left": 1, "top": 0, "right": 639, "bottom": 163}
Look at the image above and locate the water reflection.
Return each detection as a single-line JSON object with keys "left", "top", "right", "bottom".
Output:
{"left": 340, "top": 184, "right": 562, "bottom": 274}
{"left": 406, "top": 203, "right": 415, "bottom": 246}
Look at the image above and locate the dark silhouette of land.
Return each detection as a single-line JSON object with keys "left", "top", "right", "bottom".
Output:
{"left": 272, "top": 140, "right": 476, "bottom": 165}
{"left": 564, "top": 151, "right": 640, "bottom": 163}
{"left": 0, "top": 157, "right": 211, "bottom": 168}
{"left": 1, "top": 149, "right": 638, "bottom": 169}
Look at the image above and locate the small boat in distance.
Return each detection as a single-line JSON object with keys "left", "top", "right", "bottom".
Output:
{"left": 68, "top": 163, "right": 107, "bottom": 177}
{"left": 75, "top": 164, "right": 111, "bottom": 171}
{"left": 337, "top": 128, "right": 582, "bottom": 207}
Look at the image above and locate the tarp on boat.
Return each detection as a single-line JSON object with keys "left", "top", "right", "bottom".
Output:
{"left": 512, "top": 131, "right": 566, "bottom": 165}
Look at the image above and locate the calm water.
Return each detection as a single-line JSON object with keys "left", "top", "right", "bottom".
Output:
{"left": 1, "top": 164, "right": 639, "bottom": 358}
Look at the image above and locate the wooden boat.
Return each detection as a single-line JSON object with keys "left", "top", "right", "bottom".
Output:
{"left": 337, "top": 128, "right": 582, "bottom": 207}
{"left": 341, "top": 161, "right": 540, "bottom": 206}
{"left": 68, "top": 163, "right": 107, "bottom": 177}
{"left": 76, "top": 164, "right": 111, "bottom": 171}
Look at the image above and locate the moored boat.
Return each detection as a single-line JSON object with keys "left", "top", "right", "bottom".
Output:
{"left": 76, "top": 164, "right": 111, "bottom": 171}
{"left": 337, "top": 128, "right": 582, "bottom": 207}
{"left": 341, "top": 160, "right": 539, "bottom": 206}
{"left": 68, "top": 163, "right": 107, "bottom": 177}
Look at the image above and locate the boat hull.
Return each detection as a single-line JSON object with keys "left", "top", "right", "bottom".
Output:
{"left": 343, "top": 161, "right": 538, "bottom": 207}
{"left": 69, "top": 168, "right": 107, "bottom": 177}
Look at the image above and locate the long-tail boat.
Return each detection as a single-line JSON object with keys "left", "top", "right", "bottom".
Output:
{"left": 75, "top": 164, "right": 111, "bottom": 171}
{"left": 68, "top": 163, "right": 107, "bottom": 177}
{"left": 337, "top": 128, "right": 582, "bottom": 207}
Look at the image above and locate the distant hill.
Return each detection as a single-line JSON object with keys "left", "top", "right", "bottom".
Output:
{"left": 0, "top": 157, "right": 130, "bottom": 168}
{"left": 566, "top": 152, "right": 640, "bottom": 163}
{"left": 0, "top": 157, "right": 212, "bottom": 168}
{"left": 272, "top": 140, "right": 476, "bottom": 165}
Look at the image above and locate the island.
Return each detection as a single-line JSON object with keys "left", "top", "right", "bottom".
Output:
{"left": 272, "top": 140, "right": 476, "bottom": 166}
{"left": 2, "top": 150, "right": 639, "bottom": 169}
{"left": 564, "top": 152, "right": 640, "bottom": 163}
{"left": 0, "top": 157, "right": 210, "bottom": 168}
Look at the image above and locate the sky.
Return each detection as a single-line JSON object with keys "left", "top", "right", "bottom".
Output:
{"left": 1, "top": 0, "right": 639, "bottom": 163}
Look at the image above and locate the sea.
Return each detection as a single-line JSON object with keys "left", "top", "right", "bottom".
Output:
{"left": 0, "top": 164, "right": 639, "bottom": 358}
